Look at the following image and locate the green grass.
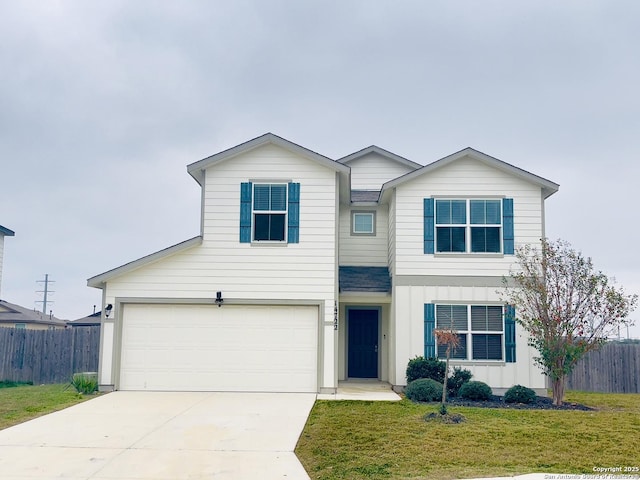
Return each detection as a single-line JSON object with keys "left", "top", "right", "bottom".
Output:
{"left": 295, "top": 391, "right": 640, "bottom": 480}
{"left": 0, "top": 383, "right": 93, "bottom": 430}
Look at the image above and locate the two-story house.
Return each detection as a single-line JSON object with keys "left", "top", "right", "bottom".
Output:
{"left": 88, "top": 133, "right": 558, "bottom": 394}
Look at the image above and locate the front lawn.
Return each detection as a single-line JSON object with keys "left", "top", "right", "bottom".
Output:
{"left": 295, "top": 391, "right": 640, "bottom": 479}
{"left": 0, "top": 383, "right": 93, "bottom": 430}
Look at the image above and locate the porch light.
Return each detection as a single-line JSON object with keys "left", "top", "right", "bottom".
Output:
{"left": 215, "top": 291, "right": 224, "bottom": 307}
{"left": 104, "top": 304, "right": 113, "bottom": 318}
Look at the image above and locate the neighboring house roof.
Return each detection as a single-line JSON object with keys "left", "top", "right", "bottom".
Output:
{"left": 339, "top": 266, "right": 391, "bottom": 293}
{"left": 0, "top": 299, "right": 68, "bottom": 327}
{"left": 0, "top": 225, "right": 15, "bottom": 236}
{"left": 88, "top": 236, "right": 203, "bottom": 288}
{"left": 338, "top": 145, "right": 423, "bottom": 170}
{"left": 380, "top": 147, "right": 560, "bottom": 202}
{"left": 68, "top": 311, "right": 101, "bottom": 327}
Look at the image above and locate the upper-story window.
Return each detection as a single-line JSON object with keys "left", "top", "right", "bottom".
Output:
{"left": 436, "top": 199, "right": 501, "bottom": 253}
{"left": 253, "top": 183, "right": 287, "bottom": 241}
{"left": 240, "top": 182, "right": 300, "bottom": 244}
{"left": 351, "top": 211, "right": 376, "bottom": 235}
{"left": 424, "top": 197, "right": 514, "bottom": 255}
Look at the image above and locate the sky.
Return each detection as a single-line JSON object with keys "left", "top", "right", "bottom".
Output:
{"left": 0, "top": 1, "right": 638, "bottom": 337}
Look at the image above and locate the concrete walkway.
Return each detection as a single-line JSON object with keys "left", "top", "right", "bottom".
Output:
{"left": 318, "top": 380, "right": 402, "bottom": 401}
{"left": 0, "top": 391, "right": 316, "bottom": 479}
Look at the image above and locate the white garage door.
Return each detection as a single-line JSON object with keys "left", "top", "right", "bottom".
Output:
{"left": 119, "top": 303, "right": 318, "bottom": 392}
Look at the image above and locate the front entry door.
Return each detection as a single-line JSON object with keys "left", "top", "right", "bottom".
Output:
{"left": 348, "top": 309, "right": 379, "bottom": 378}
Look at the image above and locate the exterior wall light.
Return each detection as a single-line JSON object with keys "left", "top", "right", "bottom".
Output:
{"left": 215, "top": 291, "right": 224, "bottom": 307}
{"left": 104, "top": 304, "right": 113, "bottom": 318}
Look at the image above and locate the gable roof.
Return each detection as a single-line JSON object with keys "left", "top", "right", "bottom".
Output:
{"left": 0, "top": 225, "right": 15, "bottom": 236}
{"left": 87, "top": 236, "right": 203, "bottom": 288}
{"left": 380, "top": 147, "right": 560, "bottom": 202}
{"left": 0, "top": 299, "right": 68, "bottom": 327}
{"left": 187, "top": 133, "right": 350, "bottom": 186}
{"left": 338, "top": 145, "right": 422, "bottom": 170}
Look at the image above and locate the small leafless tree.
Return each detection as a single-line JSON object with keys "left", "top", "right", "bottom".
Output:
{"left": 434, "top": 328, "right": 461, "bottom": 407}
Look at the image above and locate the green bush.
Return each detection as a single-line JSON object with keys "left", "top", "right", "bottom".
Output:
{"left": 406, "top": 356, "right": 446, "bottom": 384}
{"left": 447, "top": 367, "right": 472, "bottom": 398}
{"left": 71, "top": 372, "right": 98, "bottom": 394}
{"left": 0, "top": 380, "right": 33, "bottom": 389}
{"left": 405, "top": 378, "right": 443, "bottom": 402}
{"left": 459, "top": 381, "right": 492, "bottom": 401}
{"left": 504, "top": 385, "right": 537, "bottom": 404}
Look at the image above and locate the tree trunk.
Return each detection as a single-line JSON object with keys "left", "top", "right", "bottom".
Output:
{"left": 552, "top": 376, "right": 566, "bottom": 406}
{"left": 442, "top": 347, "right": 450, "bottom": 405}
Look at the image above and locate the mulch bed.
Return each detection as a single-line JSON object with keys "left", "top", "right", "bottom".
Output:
{"left": 443, "top": 395, "right": 594, "bottom": 411}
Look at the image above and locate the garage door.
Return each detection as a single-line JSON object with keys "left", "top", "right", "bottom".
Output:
{"left": 119, "top": 303, "right": 318, "bottom": 392}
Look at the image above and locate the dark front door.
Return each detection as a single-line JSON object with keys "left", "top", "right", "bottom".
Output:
{"left": 348, "top": 309, "right": 379, "bottom": 378}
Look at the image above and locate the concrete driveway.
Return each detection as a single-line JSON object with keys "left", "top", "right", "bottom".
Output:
{"left": 0, "top": 391, "right": 316, "bottom": 479}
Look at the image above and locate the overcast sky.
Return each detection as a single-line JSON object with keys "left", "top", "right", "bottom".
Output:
{"left": 1, "top": 1, "right": 638, "bottom": 337}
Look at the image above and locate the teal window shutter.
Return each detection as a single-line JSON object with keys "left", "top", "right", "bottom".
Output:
{"left": 424, "top": 303, "right": 436, "bottom": 358}
{"left": 240, "top": 182, "right": 252, "bottom": 243}
{"left": 287, "top": 182, "right": 300, "bottom": 243}
{"left": 503, "top": 198, "right": 514, "bottom": 254}
{"left": 505, "top": 305, "right": 516, "bottom": 363}
{"left": 423, "top": 198, "right": 434, "bottom": 254}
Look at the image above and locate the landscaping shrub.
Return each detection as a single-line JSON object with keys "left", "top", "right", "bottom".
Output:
{"left": 459, "top": 381, "right": 492, "bottom": 401}
{"left": 504, "top": 384, "right": 537, "bottom": 404}
{"left": 447, "top": 367, "right": 472, "bottom": 398}
{"left": 406, "top": 356, "right": 446, "bottom": 384}
{"left": 405, "top": 378, "right": 443, "bottom": 402}
{"left": 0, "top": 380, "right": 33, "bottom": 389}
{"left": 71, "top": 373, "right": 98, "bottom": 394}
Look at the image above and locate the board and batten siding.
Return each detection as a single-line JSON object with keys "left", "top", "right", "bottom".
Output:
{"left": 339, "top": 205, "right": 389, "bottom": 266}
{"left": 391, "top": 284, "right": 546, "bottom": 392}
{"left": 393, "top": 158, "right": 545, "bottom": 277}
{"left": 99, "top": 143, "right": 341, "bottom": 391}
{"left": 347, "top": 153, "right": 416, "bottom": 190}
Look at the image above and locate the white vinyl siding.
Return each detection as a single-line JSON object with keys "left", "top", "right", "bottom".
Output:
{"left": 394, "top": 157, "right": 545, "bottom": 276}
{"left": 346, "top": 152, "right": 416, "bottom": 190}
{"left": 339, "top": 205, "right": 388, "bottom": 266}
{"left": 99, "top": 143, "right": 340, "bottom": 391}
{"left": 391, "top": 284, "right": 545, "bottom": 391}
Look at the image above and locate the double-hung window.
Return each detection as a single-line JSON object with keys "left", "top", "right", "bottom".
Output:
{"left": 435, "top": 199, "right": 502, "bottom": 253}
{"left": 240, "top": 182, "right": 300, "bottom": 244}
{"left": 253, "top": 183, "right": 287, "bottom": 241}
{"left": 435, "top": 305, "right": 505, "bottom": 361}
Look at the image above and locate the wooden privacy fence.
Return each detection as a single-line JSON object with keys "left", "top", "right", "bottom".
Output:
{"left": 565, "top": 343, "right": 640, "bottom": 393}
{"left": 0, "top": 327, "right": 100, "bottom": 384}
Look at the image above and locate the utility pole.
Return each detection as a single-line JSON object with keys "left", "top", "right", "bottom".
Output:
{"left": 36, "top": 274, "right": 55, "bottom": 314}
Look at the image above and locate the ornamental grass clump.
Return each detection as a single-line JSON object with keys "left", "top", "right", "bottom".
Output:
{"left": 70, "top": 373, "right": 98, "bottom": 395}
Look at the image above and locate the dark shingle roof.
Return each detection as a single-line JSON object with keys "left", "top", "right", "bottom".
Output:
{"left": 351, "top": 190, "right": 380, "bottom": 203}
{"left": 339, "top": 266, "right": 391, "bottom": 293}
{"left": 0, "top": 225, "right": 15, "bottom": 236}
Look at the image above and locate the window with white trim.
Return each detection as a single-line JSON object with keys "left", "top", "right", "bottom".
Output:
{"left": 435, "top": 199, "right": 502, "bottom": 253}
{"left": 253, "top": 183, "right": 287, "bottom": 241}
{"left": 351, "top": 211, "right": 375, "bottom": 235}
{"left": 436, "top": 305, "right": 504, "bottom": 361}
